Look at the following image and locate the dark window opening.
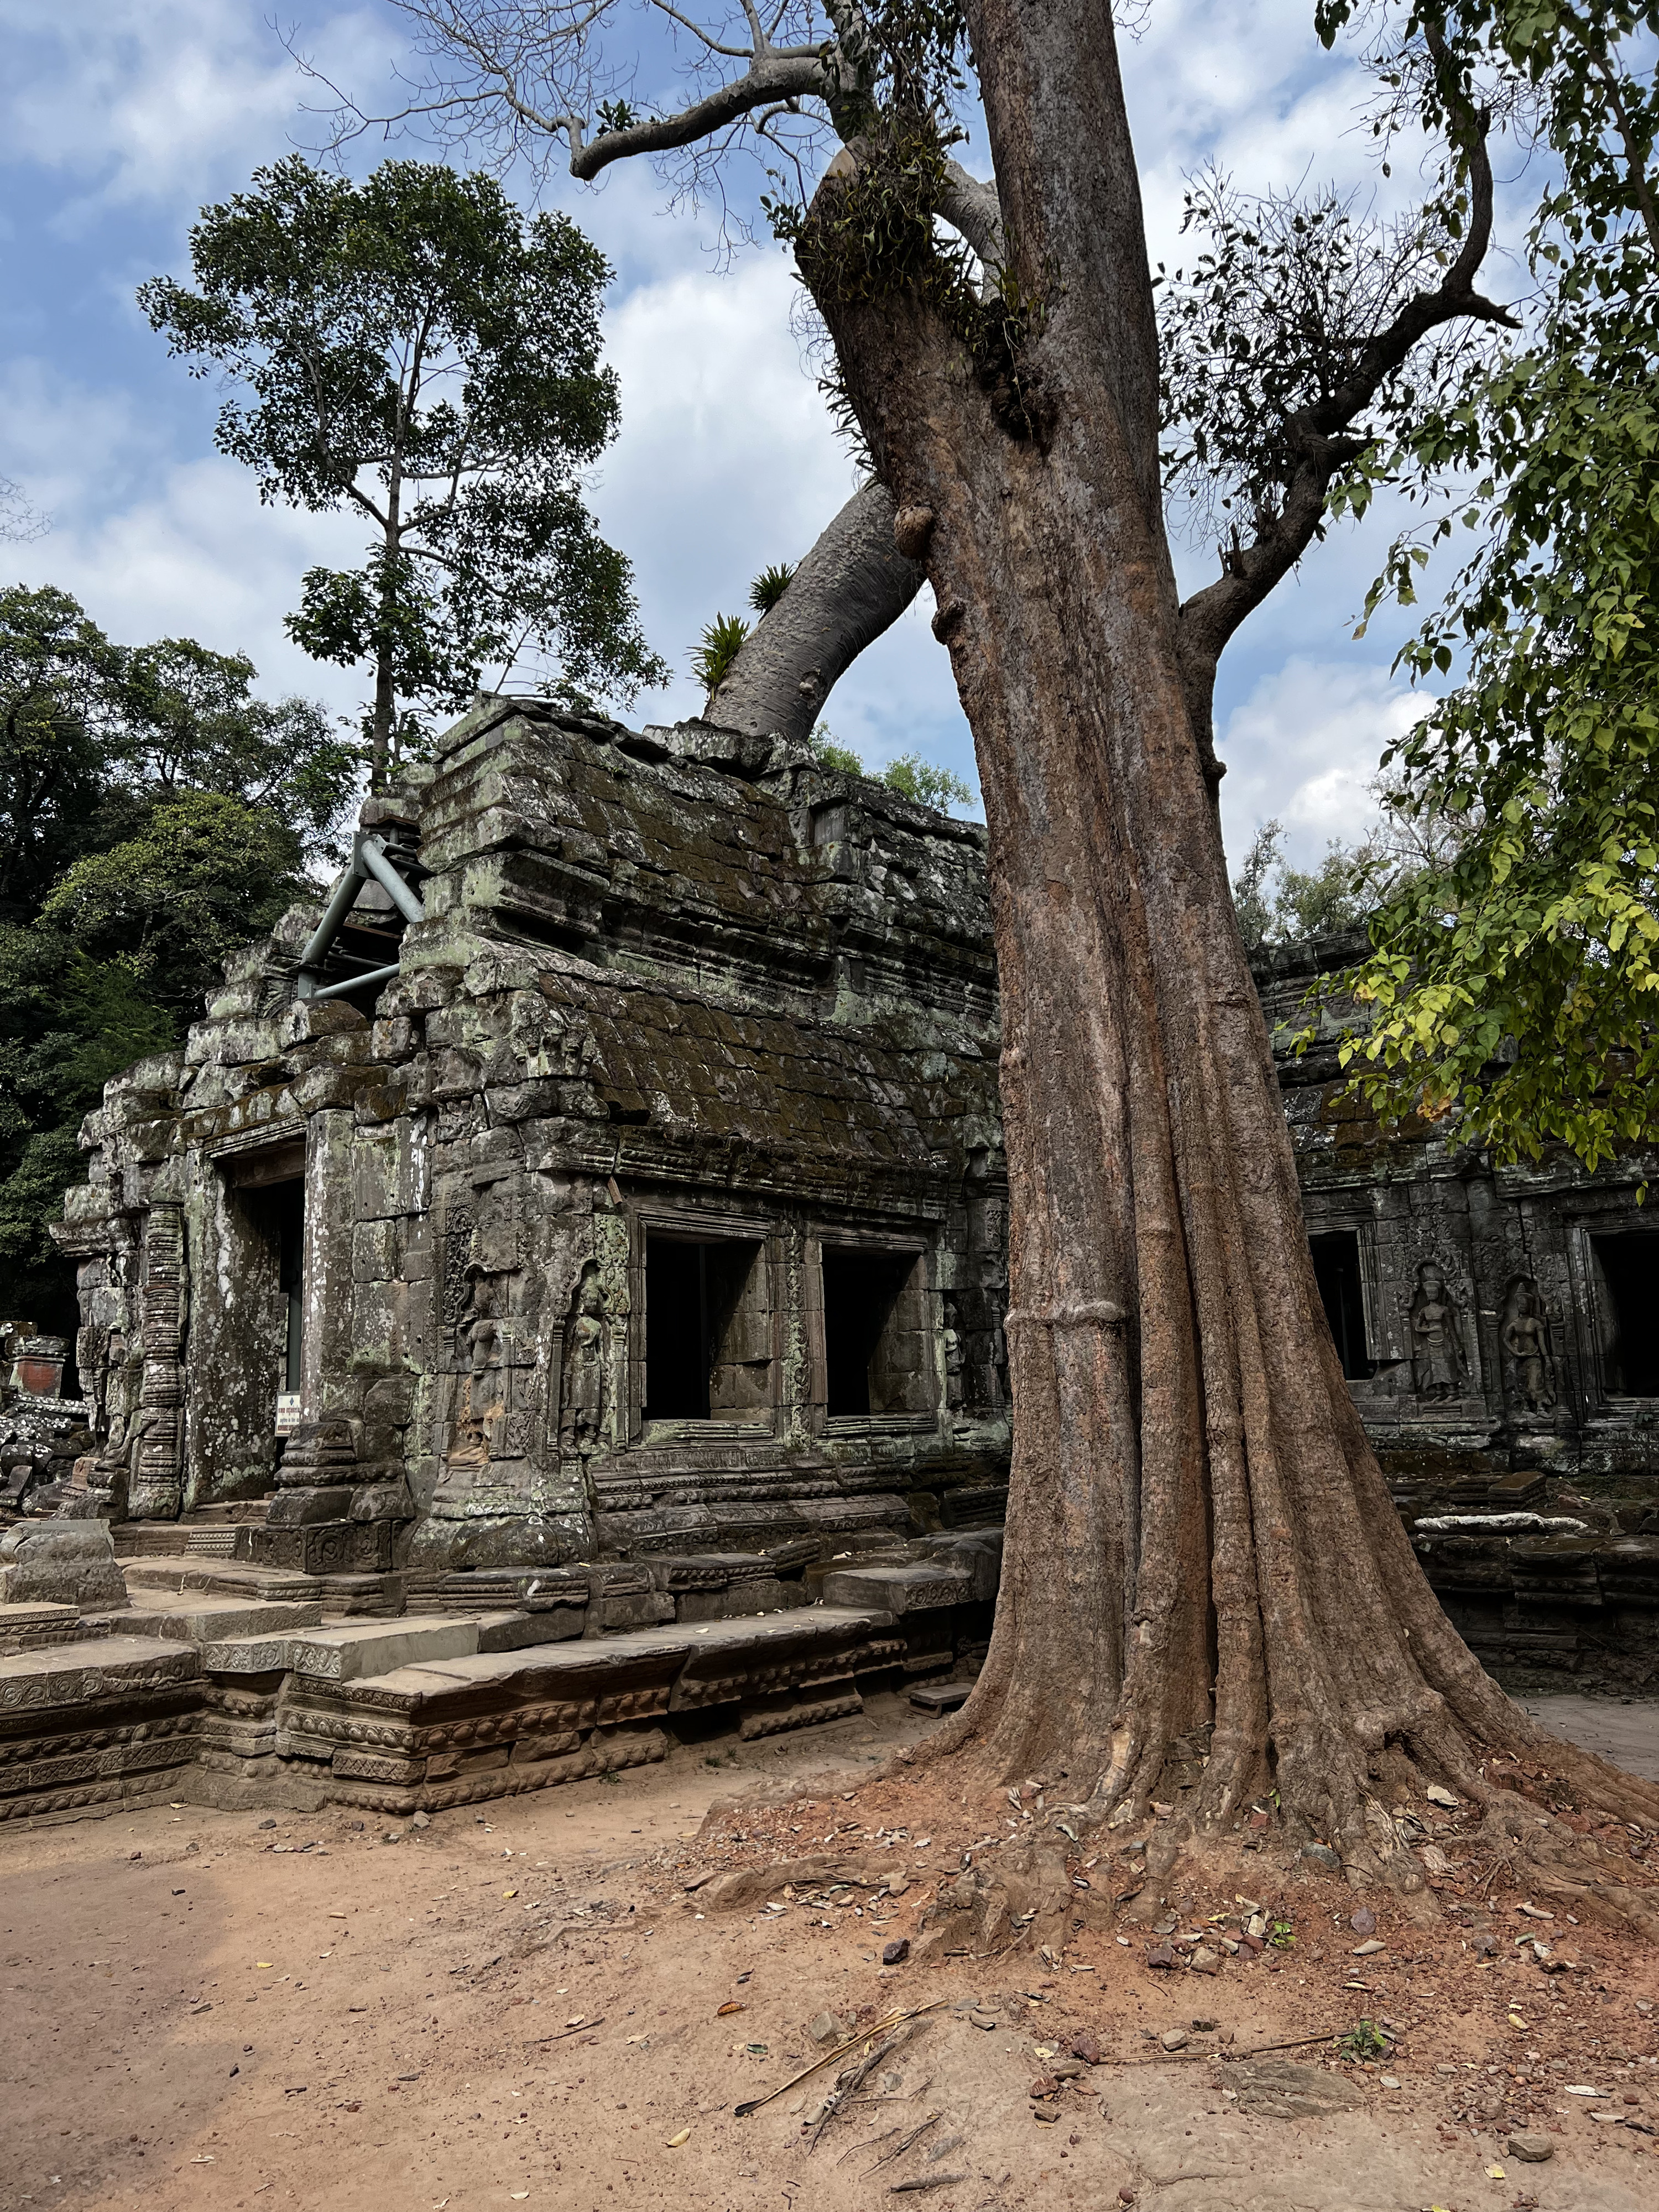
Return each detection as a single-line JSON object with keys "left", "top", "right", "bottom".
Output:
{"left": 1593, "top": 1234, "right": 1659, "bottom": 1396}
{"left": 822, "top": 1248, "right": 930, "bottom": 1417}
{"left": 1310, "top": 1230, "right": 1373, "bottom": 1381}
{"left": 644, "top": 1235, "right": 771, "bottom": 1422}
{"left": 274, "top": 1181, "right": 305, "bottom": 1392}
{"left": 237, "top": 1175, "right": 305, "bottom": 1395}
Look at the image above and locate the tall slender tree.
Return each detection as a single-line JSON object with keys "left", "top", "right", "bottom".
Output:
{"left": 142, "top": 156, "right": 664, "bottom": 785}
{"left": 326, "top": 3, "right": 1659, "bottom": 1908}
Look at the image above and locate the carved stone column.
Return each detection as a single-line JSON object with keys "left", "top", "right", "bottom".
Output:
{"left": 128, "top": 1202, "right": 187, "bottom": 1521}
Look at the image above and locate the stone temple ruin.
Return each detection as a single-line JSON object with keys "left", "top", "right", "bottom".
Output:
{"left": 1, "top": 699, "right": 1656, "bottom": 1826}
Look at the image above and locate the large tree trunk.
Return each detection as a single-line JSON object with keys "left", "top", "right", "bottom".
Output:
{"left": 707, "top": 478, "right": 924, "bottom": 742}
{"left": 804, "top": 1, "right": 1659, "bottom": 1901}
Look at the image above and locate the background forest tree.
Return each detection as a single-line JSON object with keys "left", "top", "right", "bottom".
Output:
{"left": 142, "top": 156, "right": 665, "bottom": 783}
{"left": 0, "top": 585, "right": 357, "bottom": 1337}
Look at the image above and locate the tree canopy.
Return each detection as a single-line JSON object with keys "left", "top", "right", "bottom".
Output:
{"left": 1314, "top": 3, "right": 1659, "bottom": 1171}
{"left": 0, "top": 586, "right": 356, "bottom": 1335}
{"left": 141, "top": 156, "right": 665, "bottom": 782}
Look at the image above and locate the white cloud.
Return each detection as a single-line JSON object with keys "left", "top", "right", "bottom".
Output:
{"left": 0, "top": 3, "right": 404, "bottom": 212}
{"left": 0, "top": 0, "right": 1481, "bottom": 827}
{"left": 588, "top": 249, "right": 978, "bottom": 784}
{"left": 2, "top": 362, "right": 366, "bottom": 711}
{"left": 1217, "top": 656, "right": 1429, "bottom": 870}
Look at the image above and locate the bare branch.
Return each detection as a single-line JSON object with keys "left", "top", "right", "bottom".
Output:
{"left": 1176, "top": 106, "right": 1516, "bottom": 693}
{"left": 571, "top": 50, "right": 828, "bottom": 178}
{"left": 646, "top": 0, "right": 759, "bottom": 61}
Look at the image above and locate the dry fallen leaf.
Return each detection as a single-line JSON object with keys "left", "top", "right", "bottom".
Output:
{"left": 717, "top": 2002, "right": 745, "bottom": 2017}
{"left": 1485, "top": 2167, "right": 1506, "bottom": 2181}
{"left": 502, "top": 1889, "right": 518, "bottom": 1899}
{"left": 665, "top": 2127, "right": 691, "bottom": 2147}
{"left": 255, "top": 1961, "right": 273, "bottom": 1969}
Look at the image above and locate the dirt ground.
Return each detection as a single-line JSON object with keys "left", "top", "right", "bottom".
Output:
{"left": 4, "top": 1689, "right": 1658, "bottom": 2212}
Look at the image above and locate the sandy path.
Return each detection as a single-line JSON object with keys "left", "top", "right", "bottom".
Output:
{"left": 3, "top": 1689, "right": 1656, "bottom": 2212}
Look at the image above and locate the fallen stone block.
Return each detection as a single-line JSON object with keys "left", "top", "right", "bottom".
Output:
{"left": 473, "top": 1608, "right": 586, "bottom": 1652}
{"left": 285, "top": 1619, "right": 481, "bottom": 1681}
{"left": 0, "top": 1523, "right": 128, "bottom": 1611}
{"left": 820, "top": 1563, "right": 972, "bottom": 1614}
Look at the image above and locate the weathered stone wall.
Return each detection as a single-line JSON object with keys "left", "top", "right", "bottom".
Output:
{"left": 55, "top": 704, "right": 1011, "bottom": 1573}
{"left": 1257, "top": 933, "right": 1659, "bottom": 1490}
{"left": 51, "top": 709, "right": 1658, "bottom": 1593}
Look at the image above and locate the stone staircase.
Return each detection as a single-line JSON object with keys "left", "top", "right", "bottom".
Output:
{"left": 0, "top": 1531, "right": 1001, "bottom": 1827}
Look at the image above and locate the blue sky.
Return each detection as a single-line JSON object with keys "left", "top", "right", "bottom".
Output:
{"left": 0, "top": 1, "right": 1495, "bottom": 867}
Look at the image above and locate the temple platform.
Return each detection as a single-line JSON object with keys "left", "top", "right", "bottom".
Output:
{"left": 0, "top": 1540, "right": 997, "bottom": 1825}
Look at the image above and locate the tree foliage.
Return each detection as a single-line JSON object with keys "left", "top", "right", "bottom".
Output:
{"left": 1157, "top": 168, "right": 1505, "bottom": 558}
{"left": 691, "top": 610, "right": 752, "bottom": 695}
{"left": 804, "top": 719, "right": 976, "bottom": 812}
{"left": 141, "top": 156, "right": 664, "bottom": 781}
{"left": 1232, "top": 820, "right": 1395, "bottom": 948}
{"left": 1318, "top": 2, "right": 1659, "bottom": 1170}
{"left": 0, "top": 586, "right": 354, "bottom": 1330}
{"left": 40, "top": 793, "right": 310, "bottom": 1014}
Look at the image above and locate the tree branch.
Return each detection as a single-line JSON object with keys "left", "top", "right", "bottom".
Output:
{"left": 570, "top": 51, "right": 828, "bottom": 178}
{"left": 1177, "top": 90, "right": 1516, "bottom": 716}
{"left": 646, "top": 0, "right": 758, "bottom": 61}
{"left": 1554, "top": 0, "right": 1659, "bottom": 262}
{"left": 706, "top": 477, "right": 924, "bottom": 744}
{"left": 937, "top": 159, "right": 1005, "bottom": 271}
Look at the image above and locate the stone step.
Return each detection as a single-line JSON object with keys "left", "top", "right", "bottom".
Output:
{"left": 0, "top": 1601, "right": 86, "bottom": 1655}
{"left": 116, "top": 1524, "right": 238, "bottom": 1558}
{"left": 208, "top": 1616, "right": 484, "bottom": 1682}
{"left": 120, "top": 1558, "right": 402, "bottom": 1615}
{"left": 0, "top": 1633, "right": 202, "bottom": 1712}
{"left": 124, "top": 1556, "right": 325, "bottom": 1600}
{"left": 121, "top": 1597, "right": 325, "bottom": 1644}
{"left": 3, "top": 1572, "right": 981, "bottom": 1820}
{"left": 205, "top": 1604, "right": 906, "bottom": 1816}
{"left": 0, "top": 1634, "right": 205, "bottom": 1827}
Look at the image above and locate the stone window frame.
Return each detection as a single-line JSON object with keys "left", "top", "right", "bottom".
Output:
{"left": 805, "top": 1225, "right": 938, "bottom": 1439}
{"left": 626, "top": 1201, "right": 785, "bottom": 1443}
{"left": 1301, "top": 1212, "right": 1387, "bottom": 1369}
{"left": 1565, "top": 1210, "right": 1659, "bottom": 1412}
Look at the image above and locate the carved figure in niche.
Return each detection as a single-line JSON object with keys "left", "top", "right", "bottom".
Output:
{"left": 1410, "top": 1262, "right": 1466, "bottom": 1400}
{"left": 559, "top": 1262, "right": 607, "bottom": 1456}
{"left": 941, "top": 1296, "right": 965, "bottom": 1411}
{"left": 446, "top": 1262, "right": 509, "bottom": 1477}
{"left": 1501, "top": 1275, "right": 1556, "bottom": 1412}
